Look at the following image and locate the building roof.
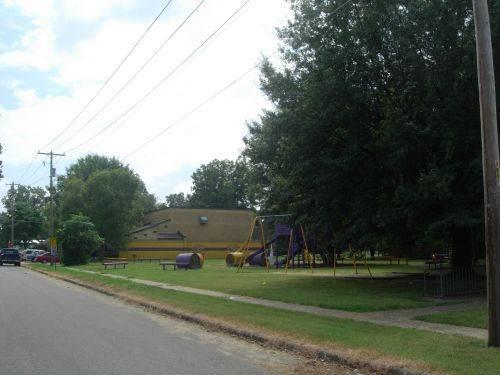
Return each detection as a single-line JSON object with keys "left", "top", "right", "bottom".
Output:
{"left": 129, "top": 219, "right": 170, "bottom": 235}
{"left": 143, "top": 207, "right": 255, "bottom": 215}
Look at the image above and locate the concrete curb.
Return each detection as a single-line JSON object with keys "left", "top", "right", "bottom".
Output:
{"left": 27, "top": 266, "right": 429, "bottom": 375}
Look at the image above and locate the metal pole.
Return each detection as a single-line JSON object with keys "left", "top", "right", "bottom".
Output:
{"left": 10, "top": 185, "right": 14, "bottom": 244}
{"left": 38, "top": 151, "right": 65, "bottom": 268}
{"left": 472, "top": 0, "right": 500, "bottom": 347}
{"left": 5, "top": 182, "right": 19, "bottom": 246}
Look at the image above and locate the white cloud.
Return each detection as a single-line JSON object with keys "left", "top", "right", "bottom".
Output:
{"left": 13, "top": 87, "right": 38, "bottom": 106}
{"left": 60, "top": 0, "right": 135, "bottom": 21}
{"left": 1, "top": 0, "right": 291, "bottom": 202}
{"left": 4, "top": 0, "right": 55, "bottom": 20}
{"left": 0, "top": 23, "right": 60, "bottom": 71}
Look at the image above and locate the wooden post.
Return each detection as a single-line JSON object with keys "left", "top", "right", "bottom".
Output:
{"left": 300, "top": 225, "right": 313, "bottom": 272}
{"left": 259, "top": 218, "right": 270, "bottom": 272}
{"left": 472, "top": 0, "right": 500, "bottom": 347}
{"left": 237, "top": 217, "right": 257, "bottom": 272}
{"left": 285, "top": 227, "right": 293, "bottom": 274}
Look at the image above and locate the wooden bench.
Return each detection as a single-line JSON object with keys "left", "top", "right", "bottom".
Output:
{"left": 425, "top": 260, "right": 446, "bottom": 269}
{"left": 131, "top": 258, "right": 162, "bottom": 263}
{"left": 159, "top": 261, "right": 189, "bottom": 271}
{"left": 374, "top": 256, "right": 408, "bottom": 265}
{"left": 102, "top": 261, "right": 128, "bottom": 269}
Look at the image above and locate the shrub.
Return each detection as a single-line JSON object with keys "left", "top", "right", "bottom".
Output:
{"left": 58, "top": 214, "right": 102, "bottom": 266}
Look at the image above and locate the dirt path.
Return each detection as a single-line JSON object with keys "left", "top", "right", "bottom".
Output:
{"left": 69, "top": 267, "right": 487, "bottom": 340}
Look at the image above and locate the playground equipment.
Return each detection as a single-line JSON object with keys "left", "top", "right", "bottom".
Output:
{"left": 225, "top": 251, "right": 244, "bottom": 267}
{"left": 175, "top": 252, "right": 204, "bottom": 269}
{"left": 333, "top": 245, "right": 372, "bottom": 277}
{"left": 234, "top": 215, "right": 313, "bottom": 272}
{"left": 196, "top": 252, "right": 205, "bottom": 267}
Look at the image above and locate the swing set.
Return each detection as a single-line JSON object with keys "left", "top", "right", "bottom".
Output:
{"left": 230, "top": 214, "right": 313, "bottom": 273}
{"left": 333, "top": 244, "right": 373, "bottom": 277}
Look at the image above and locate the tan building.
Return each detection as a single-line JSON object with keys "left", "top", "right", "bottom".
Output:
{"left": 120, "top": 207, "right": 258, "bottom": 260}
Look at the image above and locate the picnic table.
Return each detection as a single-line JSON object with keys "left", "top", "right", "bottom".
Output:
{"left": 102, "top": 258, "right": 128, "bottom": 269}
{"left": 159, "top": 261, "right": 189, "bottom": 271}
{"left": 425, "top": 259, "right": 446, "bottom": 269}
{"left": 383, "top": 256, "right": 408, "bottom": 265}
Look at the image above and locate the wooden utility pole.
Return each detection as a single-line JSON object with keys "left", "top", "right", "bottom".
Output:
{"left": 472, "top": 0, "right": 500, "bottom": 347}
{"left": 5, "top": 182, "right": 20, "bottom": 246}
{"left": 38, "top": 151, "right": 65, "bottom": 266}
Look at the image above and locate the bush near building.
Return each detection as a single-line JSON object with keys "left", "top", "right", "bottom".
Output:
{"left": 58, "top": 214, "right": 102, "bottom": 266}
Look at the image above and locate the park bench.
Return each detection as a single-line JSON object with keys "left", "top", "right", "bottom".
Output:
{"left": 375, "top": 256, "right": 409, "bottom": 265}
{"left": 131, "top": 258, "right": 162, "bottom": 263}
{"left": 388, "top": 256, "right": 408, "bottom": 265}
{"left": 102, "top": 258, "right": 128, "bottom": 269}
{"left": 425, "top": 259, "right": 446, "bottom": 269}
{"left": 159, "top": 261, "right": 189, "bottom": 270}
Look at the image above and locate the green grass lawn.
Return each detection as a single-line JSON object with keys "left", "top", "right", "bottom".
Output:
{"left": 416, "top": 308, "right": 488, "bottom": 329}
{"left": 69, "top": 259, "right": 439, "bottom": 312}
{"left": 31, "top": 264, "right": 499, "bottom": 375}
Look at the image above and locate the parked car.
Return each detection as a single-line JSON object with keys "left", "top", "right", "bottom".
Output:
{"left": 22, "top": 249, "right": 32, "bottom": 261}
{"left": 27, "top": 249, "right": 45, "bottom": 262}
{"left": 0, "top": 248, "right": 21, "bottom": 266}
{"left": 34, "top": 252, "right": 60, "bottom": 264}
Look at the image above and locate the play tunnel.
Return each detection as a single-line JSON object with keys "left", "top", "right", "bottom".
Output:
{"left": 176, "top": 253, "right": 204, "bottom": 269}
{"left": 196, "top": 252, "right": 204, "bottom": 267}
{"left": 225, "top": 251, "right": 244, "bottom": 267}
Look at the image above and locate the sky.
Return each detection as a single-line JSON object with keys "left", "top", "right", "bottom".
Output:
{"left": 0, "top": 0, "right": 291, "bottom": 206}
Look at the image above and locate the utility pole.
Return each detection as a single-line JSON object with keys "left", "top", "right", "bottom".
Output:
{"left": 5, "top": 182, "right": 19, "bottom": 246}
{"left": 38, "top": 151, "right": 65, "bottom": 266}
{"left": 472, "top": 0, "right": 500, "bottom": 347}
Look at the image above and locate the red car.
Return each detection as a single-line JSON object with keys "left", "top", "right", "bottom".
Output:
{"left": 34, "top": 252, "right": 60, "bottom": 263}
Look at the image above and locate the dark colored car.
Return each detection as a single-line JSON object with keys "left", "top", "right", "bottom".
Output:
{"left": 0, "top": 248, "right": 21, "bottom": 266}
{"left": 34, "top": 252, "right": 60, "bottom": 264}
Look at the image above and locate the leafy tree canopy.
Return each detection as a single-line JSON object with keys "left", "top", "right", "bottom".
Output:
{"left": 165, "top": 192, "right": 191, "bottom": 208}
{"left": 60, "top": 155, "right": 156, "bottom": 251}
{"left": 66, "top": 154, "right": 126, "bottom": 181}
{"left": 0, "top": 185, "right": 47, "bottom": 246}
{"left": 243, "top": 0, "right": 499, "bottom": 264}
{"left": 189, "top": 158, "right": 255, "bottom": 209}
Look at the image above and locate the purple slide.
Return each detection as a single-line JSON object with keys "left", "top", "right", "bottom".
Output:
{"left": 247, "top": 248, "right": 266, "bottom": 266}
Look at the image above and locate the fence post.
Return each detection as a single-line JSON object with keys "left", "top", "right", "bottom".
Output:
{"left": 424, "top": 269, "right": 427, "bottom": 296}
{"left": 439, "top": 270, "right": 444, "bottom": 298}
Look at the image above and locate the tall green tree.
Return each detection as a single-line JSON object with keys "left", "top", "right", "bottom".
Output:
{"left": 189, "top": 159, "right": 255, "bottom": 209}
{"left": 66, "top": 154, "right": 124, "bottom": 181}
{"left": 165, "top": 192, "right": 191, "bottom": 207}
{"left": 60, "top": 155, "right": 156, "bottom": 252}
{"left": 0, "top": 185, "right": 47, "bottom": 246}
{"left": 244, "top": 0, "right": 499, "bottom": 264}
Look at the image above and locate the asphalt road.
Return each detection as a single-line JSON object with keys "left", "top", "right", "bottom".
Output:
{"left": 0, "top": 266, "right": 297, "bottom": 375}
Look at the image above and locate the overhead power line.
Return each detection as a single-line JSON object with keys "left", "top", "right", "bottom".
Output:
{"left": 55, "top": 0, "right": 207, "bottom": 151}
{"left": 16, "top": 154, "right": 38, "bottom": 184}
{"left": 81, "top": 0, "right": 253, "bottom": 154}
{"left": 120, "top": 0, "right": 356, "bottom": 161}
{"left": 40, "top": 0, "right": 175, "bottom": 151}
{"left": 22, "top": 161, "right": 45, "bottom": 186}
{"left": 29, "top": 172, "right": 49, "bottom": 187}
{"left": 63, "top": 0, "right": 252, "bottom": 154}
{"left": 121, "top": 54, "right": 274, "bottom": 161}
{"left": 334, "top": 0, "right": 353, "bottom": 12}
